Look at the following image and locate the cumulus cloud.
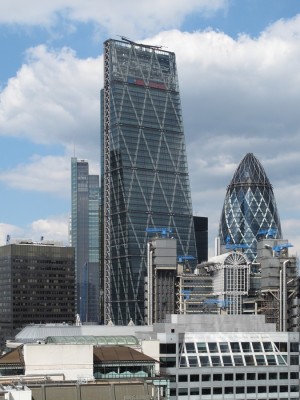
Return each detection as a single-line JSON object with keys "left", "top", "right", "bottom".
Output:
{"left": 0, "top": 154, "right": 70, "bottom": 196}
{"left": 0, "top": 0, "right": 227, "bottom": 37}
{"left": 30, "top": 215, "right": 69, "bottom": 244}
{"left": 1, "top": 14, "right": 300, "bottom": 255}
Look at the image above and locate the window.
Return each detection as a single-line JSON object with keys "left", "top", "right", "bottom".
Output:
{"left": 188, "top": 356, "right": 198, "bottom": 367}
{"left": 179, "top": 356, "right": 187, "bottom": 367}
{"left": 225, "top": 373, "right": 233, "bottom": 381}
{"left": 269, "top": 386, "right": 277, "bottom": 393}
{"left": 236, "top": 373, "right": 244, "bottom": 381}
{"left": 185, "top": 342, "right": 195, "bottom": 353}
{"left": 190, "top": 374, "right": 199, "bottom": 382}
{"left": 247, "top": 387, "right": 256, "bottom": 393}
{"left": 169, "top": 388, "right": 176, "bottom": 397}
{"left": 160, "top": 357, "right": 176, "bottom": 367}
{"left": 266, "top": 355, "right": 277, "bottom": 365}
{"left": 280, "top": 385, "right": 288, "bottom": 393}
{"left": 201, "top": 374, "right": 210, "bottom": 382}
{"left": 290, "top": 342, "right": 298, "bottom": 352}
{"left": 269, "top": 372, "right": 277, "bottom": 380}
{"left": 213, "top": 374, "right": 222, "bottom": 381}
{"left": 290, "top": 372, "right": 299, "bottom": 380}
{"left": 211, "top": 356, "right": 221, "bottom": 366}
{"left": 160, "top": 343, "right": 176, "bottom": 353}
{"left": 178, "top": 388, "right": 188, "bottom": 396}
{"left": 291, "top": 385, "right": 299, "bottom": 392}
{"left": 197, "top": 342, "right": 207, "bottom": 353}
{"left": 222, "top": 355, "right": 233, "bottom": 366}
{"left": 236, "top": 387, "right": 244, "bottom": 394}
{"left": 190, "top": 388, "right": 199, "bottom": 395}
{"left": 178, "top": 375, "right": 188, "bottom": 382}
{"left": 263, "top": 342, "right": 273, "bottom": 352}
{"left": 225, "top": 387, "right": 234, "bottom": 394}
{"left": 230, "top": 342, "right": 240, "bottom": 352}
{"left": 199, "top": 356, "right": 210, "bottom": 367}
{"left": 255, "top": 355, "right": 266, "bottom": 365}
{"left": 213, "top": 387, "right": 222, "bottom": 395}
{"left": 219, "top": 342, "right": 229, "bottom": 353}
{"left": 290, "top": 355, "right": 299, "bottom": 365}
{"left": 258, "top": 386, "right": 267, "bottom": 393}
{"left": 244, "top": 355, "right": 255, "bottom": 366}
{"left": 233, "top": 355, "right": 244, "bottom": 366}
{"left": 247, "top": 373, "right": 255, "bottom": 380}
{"left": 258, "top": 373, "right": 266, "bottom": 380}
{"left": 208, "top": 342, "right": 218, "bottom": 353}
{"left": 241, "top": 342, "right": 251, "bottom": 352}
{"left": 201, "top": 388, "right": 211, "bottom": 395}
{"left": 252, "top": 342, "right": 262, "bottom": 352}
{"left": 274, "top": 342, "right": 287, "bottom": 352}
{"left": 280, "top": 372, "right": 288, "bottom": 380}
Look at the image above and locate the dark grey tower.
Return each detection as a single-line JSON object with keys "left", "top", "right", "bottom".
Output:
{"left": 71, "top": 158, "right": 100, "bottom": 323}
{"left": 218, "top": 153, "right": 282, "bottom": 261}
{"left": 101, "top": 38, "right": 196, "bottom": 324}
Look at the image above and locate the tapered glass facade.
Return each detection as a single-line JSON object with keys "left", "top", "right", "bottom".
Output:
{"left": 102, "top": 38, "right": 196, "bottom": 325}
{"left": 71, "top": 158, "right": 100, "bottom": 323}
{"left": 218, "top": 153, "right": 282, "bottom": 261}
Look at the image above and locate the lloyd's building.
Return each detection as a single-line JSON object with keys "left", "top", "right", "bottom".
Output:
{"left": 101, "top": 38, "right": 197, "bottom": 325}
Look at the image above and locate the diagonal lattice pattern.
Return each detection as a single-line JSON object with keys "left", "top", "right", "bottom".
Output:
{"left": 103, "top": 39, "right": 196, "bottom": 324}
{"left": 218, "top": 153, "right": 282, "bottom": 261}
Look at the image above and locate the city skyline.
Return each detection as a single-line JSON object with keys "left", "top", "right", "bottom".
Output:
{"left": 0, "top": 1, "right": 300, "bottom": 257}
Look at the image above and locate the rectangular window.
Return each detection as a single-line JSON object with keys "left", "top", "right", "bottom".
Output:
{"left": 258, "top": 386, "right": 267, "bottom": 393}
{"left": 247, "top": 373, "right": 256, "bottom": 380}
{"left": 211, "top": 356, "right": 221, "bottom": 366}
{"left": 290, "top": 342, "right": 299, "bottom": 352}
{"left": 208, "top": 342, "right": 218, "bottom": 353}
{"left": 178, "top": 388, "right": 188, "bottom": 396}
{"left": 178, "top": 375, "right": 188, "bottom": 382}
{"left": 222, "top": 355, "right": 233, "bottom": 366}
{"left": 213, "top": 374, "right": 222, "bottom": 381}
{"left": 201, "top": 374, "right": 211, "bottom": 382}
{"left": 236, "top": 373, "right": 244, "bottom": 381}
{"left": 230, "top": 342, "right": 240, "bottom": 352}
{"left": 213, "top": 387, "right": 222, "bottom": 395}
{"left": 236, "top": 387, "right": 244, "bottom": 394}
{"left": 190, "top": 388, "right": 199, "bottom": 395}
{"left": 188, "top": 356, "right": 198, "bottom": 367}
{"left": 190, "top": 374, "right": 199, "bottom": 382}
{"left": 247, "top": 387, "right": 256, "bottom": 394}
{"left": 197, "top": 342, "right": 207, "bottom": 353}
{"left": 269, "top": 372, "right": 277, "bottom": 380}
{"left": 244, "top": 355, "right": 255, "bottom": 366}
{"left": 263, "top": 342, "right": 273, "bottom": 352}
{"left": 225, "top": 373, "right": 233, "bottom": 381}
{"left": 290, "top": 372, "right": 299, "bottom": 380}
{"left": 199, "top": 356, "right": 210, "bottom": 367}
{"left": 201, "top": 388, "right": 211, "bottom": 395}
{"left": 252, "top": 342, "right": 262, "bottom": 352}
{"left": 266, "top": 355, "right": 277, "bottom": 365}
{"left": 269, "top": 385, "right": 277, "bottom": 393}
{"left": 258, "top": 373, "right": 266, "bottom": 380}
{"left": 219, "top": 342, "right": 229, "bottom": 353}
{"left": 160, "top": 357, "right": 176, "bottom": 368}
{"left": 290, "top": 355, "right": 299, "bottom": 365}
{"left": 185, "top": 342, "right": 195, "bottom": 353}
{"left": 280, "top": 385, "right": 288, "bottom": 393}
{"left": 160, "top": 343, "right": 176, "bottom": 353}
{"left": 225, "top": 387, "right": 234, "bottom": 394}
{"left": 179, "top": 356, "right": 186, "bottom": 367}
{"left": 233, "top": 355, "right": 244, "bottom": 366}
{"left": 241, "top": 342, "right": 251, "bottom": 352}
{"left": 280, "top": 372, "right": 288, "bottom": 379}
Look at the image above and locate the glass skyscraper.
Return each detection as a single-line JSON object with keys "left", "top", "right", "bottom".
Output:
{"left": 101, "top": 38, "right": 196, "bottom": 325}
{"left": 218, "top": 153, "right": 282, "bottom": 261}
{"left": 71, "top": 157, "right": 100, "bottom": 323}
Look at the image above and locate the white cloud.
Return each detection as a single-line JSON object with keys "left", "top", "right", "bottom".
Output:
{"left": 30, "top": 215, "right": 69, "bottom": 244}
{"left": 0, "top": 154, "right": 70, "bottom": 196}
{"left": 0, "top": 0, "right": 227, "bottom": 36}
{"left": 1, "top": 15, "right": 300, "bottom": 255}
{"left": 0, "top": 223, "right": 23, "bottom": 246}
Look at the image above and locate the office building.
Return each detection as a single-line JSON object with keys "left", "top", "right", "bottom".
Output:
{"left": 218, "top": 153, "right": 282, "bottom": 261}
{"left": 5, "top": 314, "right": 300, "bottom": 400}
{"left": 193, "top": 216, "right": 208, "bottom": 263}
{"left": 71, "top": 157, "right": 100, "bottom": 323}
{"left": 0, "top": 240, "right": 75, "bottom": 347}
{"left": 101, "top": 38, "right": 197, "bottom": 324}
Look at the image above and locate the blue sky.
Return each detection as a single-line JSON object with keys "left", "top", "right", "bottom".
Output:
{"left": 0, "top": 0, "right": 300, "bottom": 256}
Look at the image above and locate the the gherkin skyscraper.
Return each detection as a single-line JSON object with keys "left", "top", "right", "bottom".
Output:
{"left": 218, "top": 153, "right": 282, "bottom": 261}
{"left": 101, "top": 38, "right": 196, "bottom": 325}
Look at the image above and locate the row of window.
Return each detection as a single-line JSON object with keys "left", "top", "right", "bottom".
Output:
{"left": 171, "top": 385, "right": 299, "bottom": 397}
{"left": 173, "top": 371, "right": 299, "bottom": 382}
{"left": 183, "top": 341, "right": 295, "bottom": 354}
